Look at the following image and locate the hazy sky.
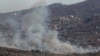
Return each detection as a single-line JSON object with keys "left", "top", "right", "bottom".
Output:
{"left": 46, "top": 0, "right": 85, "bottom": 5}
{"left": 0, "top": 0, "right": 85, "bottom": 13}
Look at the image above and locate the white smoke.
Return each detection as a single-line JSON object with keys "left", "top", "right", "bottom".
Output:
{"left": 0, "top": 0, "right": 100, "bottom": 54}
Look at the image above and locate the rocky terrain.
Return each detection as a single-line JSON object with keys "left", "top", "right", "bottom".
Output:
{"left": 0, "top": 0, "right": 100, "bottom": 56}
{"left": 48, "top": 0, "right": 100, "bottom": 47}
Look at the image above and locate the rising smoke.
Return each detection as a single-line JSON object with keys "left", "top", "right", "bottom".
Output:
{"left": 0, "top": 0, "right": 100, "bottom": 54}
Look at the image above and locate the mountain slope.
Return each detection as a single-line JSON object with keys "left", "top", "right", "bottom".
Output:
{"left": 48, "top": 0, "right": 100, "bottom": 18}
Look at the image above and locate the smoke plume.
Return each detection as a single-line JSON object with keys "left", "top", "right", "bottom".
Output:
{"left": 0, "top": 0, "right": 100, "bottom": 54}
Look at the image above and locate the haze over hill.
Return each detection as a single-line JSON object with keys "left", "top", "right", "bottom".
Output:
{"left": 48, "top": 0, "right": 100, "bottom": 48}
{"left": 0, "top": 0, "right": 100, "bottom": 56}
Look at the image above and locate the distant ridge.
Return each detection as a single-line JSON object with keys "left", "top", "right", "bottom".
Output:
{"left": 48, "top": 0, "right": 100, "bottom": 18}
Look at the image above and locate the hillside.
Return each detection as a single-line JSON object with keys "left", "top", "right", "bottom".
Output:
{"left": 0, "top": 47, "right": 100, "bottom": 56}
{"left": 48, "top": 0, "right": 100, "bottom": 47}
{"left": 49, "top": 0, "right": 100, "bottom": 18}
{"left": 0, "top": 0, "right": 100, "bottom": 56}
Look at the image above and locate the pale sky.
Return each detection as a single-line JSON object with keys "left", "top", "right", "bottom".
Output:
{"left": 0, "top": 0, "right": 85, "bottom": 13}
{"left": 46, "top": 0, "right": 85, "bottom": 5}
